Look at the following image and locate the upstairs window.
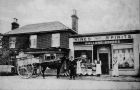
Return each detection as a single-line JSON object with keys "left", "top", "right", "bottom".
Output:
{"left": 9, "top": 37, "right": 16, "bottom": 48}
{"left": 51, "top": 33, "right": 60, "bottom": 47}
{"left": 30, "top": 35, "right": 37, "bottom": 48}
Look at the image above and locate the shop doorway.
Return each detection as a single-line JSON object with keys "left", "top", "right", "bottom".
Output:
{"left": 97, "top": 46, "right": 110, "bottom": 74}
{"left": 99, "top": 53, "right": 109, "bottom": 74}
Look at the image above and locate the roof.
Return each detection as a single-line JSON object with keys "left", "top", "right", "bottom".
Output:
{"left": 5, "top": 21, "right": 76, "bottom": 35}
{"left": 71, "top": 30, "right": 140, "bottom": 37}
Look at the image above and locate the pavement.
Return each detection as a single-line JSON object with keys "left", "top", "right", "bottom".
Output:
{"left": 75, "top": 75, "right": 140, "bottom": 82}
{"left": 3, "top": 74, "right": 140, "bottom": 82}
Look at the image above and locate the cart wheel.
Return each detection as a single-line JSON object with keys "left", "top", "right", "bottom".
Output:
{"left": 17, "top": 64, "right": 34, "bottom": 79}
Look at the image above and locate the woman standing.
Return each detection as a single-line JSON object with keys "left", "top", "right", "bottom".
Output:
{"left": 112, "top": 57, "right": 119, "bottom": 77}
{"left": 76, "top": 58, "right": 82, "bottom": 76}
{"left": 95, "top": 59, "right": 102, "bottom": 76}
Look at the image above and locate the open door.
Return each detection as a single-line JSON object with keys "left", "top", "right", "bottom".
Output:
{"left": 99, "top": 53, "right": 109, "bottom": 74}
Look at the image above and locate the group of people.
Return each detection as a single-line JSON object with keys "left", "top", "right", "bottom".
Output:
{"left": 94, "top": 58, "right": 119, "bottom": 77}
{"left": 57, "top": 55, "right": 77, "bottom": 80}
{"left": 93, "top": 58, "right": 119, "bottom": 77}
{"left": 57, "top": 55, "right": 119, "bottom": 80}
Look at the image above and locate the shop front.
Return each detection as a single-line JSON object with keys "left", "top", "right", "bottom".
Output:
{"left": 69, "top": 31, "right": 140, "bottom": 76}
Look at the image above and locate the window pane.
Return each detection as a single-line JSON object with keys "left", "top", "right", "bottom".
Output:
{"left": 113, "top": 48, "right": 134, "bottom": 69}
{"left": 30, "top": 35, "right": 37, "bottom": 48}
{"left": 9, "top": 37, "right": 16, "bottom": 48}
{"left": 51, "top": 33, "right": 60, "bottom": 47}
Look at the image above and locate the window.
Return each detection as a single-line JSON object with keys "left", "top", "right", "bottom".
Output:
{"left": 30, "top": 35, "right": 37, "bottom": 48}
{"left": 112, "top": 44, "right": 134, "bottom": 69}
{"left": 51, "top": 33, "right": 60, "bottom": 47}
{"left": 74, "top": 50, "right": 92, "bottom": 63}
{"left": 9, "top": 37, "right": 16, "bottom": 48}
{"left": 44, "top": 54, "right": 56, "bottom": 61}
{"left": 74, "top": 45, "right": 93, "bottom": 63}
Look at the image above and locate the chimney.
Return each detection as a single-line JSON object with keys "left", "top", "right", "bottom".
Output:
{"left": 11, "top": 18, "right": 19, "bottom": 30}
{"left": 71, "top": 9, "right": 78, "bottom": 33}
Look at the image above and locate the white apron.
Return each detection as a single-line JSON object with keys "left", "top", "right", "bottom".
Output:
{"left": 112, "top": 60, "right": 119, "bottom": 76}
{"left": 77, "top": 60, "right": 82, "bottom": 74}
{"left": 95, "top": 60, "right": 102, "bottom": 75}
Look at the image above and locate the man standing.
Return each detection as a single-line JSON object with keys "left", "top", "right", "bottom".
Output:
{"left": 69, "top": 56, "right": 77, "bottom": 80}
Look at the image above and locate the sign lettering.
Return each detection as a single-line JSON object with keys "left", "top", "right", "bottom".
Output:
{"left": 74, "top": 39, "right": 133, "bottom": 45}
{"left": 85, "top": 40, "right": 120, "bottom": 45}
{"left": 74, "top": 34, "right": 133, "bottom": 42}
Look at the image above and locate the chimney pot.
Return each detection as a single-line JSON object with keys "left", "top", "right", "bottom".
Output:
{"left": 13, "top": 18, "right": 18, "bottom": 23}
{"left": 73, "top": 9, "right": 77, "bottom": 15}
{"left": 11, "top": 18, "right": 19, "bottom": 30}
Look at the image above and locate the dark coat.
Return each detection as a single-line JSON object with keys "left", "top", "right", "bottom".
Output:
{"left": 69, "top": 60, "right": 77, "bottom": 70}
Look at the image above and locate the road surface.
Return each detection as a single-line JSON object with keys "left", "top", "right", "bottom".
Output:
{"left": 0, "top": 76, "right": 139, "bottom": 90}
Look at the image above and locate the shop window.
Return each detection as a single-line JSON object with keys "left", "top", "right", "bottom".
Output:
{"left": 51, "top": 33, "right": 60, "bottom": 47}
{"left": 74, "top": 50, "right": 92, "bottom": 63}
{"left": 30, "top": 35, "right": 37, "bottom": 48}
{"left": 44, "top": 54, "right": 56, "bottom": 61}
{"left": 9, "top": 37, "right": 16, "bottom": 48}
{"left": 113, "top": 48, "right": 134, "bottom": 69}
{"left": 74, "top": 50, "right": 94, "bottom": 75}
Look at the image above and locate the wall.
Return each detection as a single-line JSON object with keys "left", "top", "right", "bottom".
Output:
{"left": 0, "top": 36, "right": 11, "bottom": 65}
{"left": 69, "top": 38, "right": 74, "bottom": 58}
{"left": 37, "top": 33, "right": 51, "bottom": 49}
{"left": 2, "top": 36, "right": 9, "bottom": 49}
{"left": 134, "top": 34, "right": 140, "bottom": 75}
{"left": 37, "top": 31, "right": 74, "bottom": 49}
{"left": 2, "top": 31, "right": 75, "bottom": 51}
{"left": 60, "top": 32, "right": 70, "bottom": 49}
{"left": 16, "top": 35, "right": 30, "bottom": 49}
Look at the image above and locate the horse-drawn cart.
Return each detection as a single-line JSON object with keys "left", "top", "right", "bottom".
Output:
{"left": 16, "top": 52, "right": 42, "bottom": 78}
{"left": 16, "top": 51, "right": 68, "bottom": 79}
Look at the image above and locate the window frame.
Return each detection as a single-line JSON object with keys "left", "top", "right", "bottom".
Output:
{"left": 30, "top": 35, "right": 37, "bottom": 48}
{"left": 51, "top": 33, "right": 60, "bottom": 47}
{"left": 112, "top": 44, "right": 134, "bottom": 69}
{"left": 9, "top": 37, "right": 16, "bottom": 48}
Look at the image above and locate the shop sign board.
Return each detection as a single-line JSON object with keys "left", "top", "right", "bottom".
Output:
{"left": 74, "top": 39, "right": 133, "bottom": 45}
{"left": 85, "top": 40, "right": 120, "bottom": 45}
{"left": 73, "top": 34, "right": 133, "bottom": 42}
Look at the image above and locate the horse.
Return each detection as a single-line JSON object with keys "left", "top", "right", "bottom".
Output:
{"left": 40, "top": 58, "right": 70, "bottom": 79}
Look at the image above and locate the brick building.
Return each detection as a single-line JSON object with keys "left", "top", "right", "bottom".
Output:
{"left": 3, "top": 11, "right": 78, "bottom": 67}
{"left": 4, "top": 22, "right": 76, "bottom": 65}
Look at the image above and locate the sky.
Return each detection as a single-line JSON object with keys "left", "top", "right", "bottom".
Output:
{"left": 0, "top": 0, "right": 140, "bottom": 34}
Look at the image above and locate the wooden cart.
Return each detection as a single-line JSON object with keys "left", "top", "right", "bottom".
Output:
{"left": 16, "top": 53, "right": 42, "bottom": 78}
{"left": 16, "top": 51, "right": 69, "bottom": 78}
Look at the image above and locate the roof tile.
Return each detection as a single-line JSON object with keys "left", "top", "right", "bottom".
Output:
{"left": 5, "top": 21, "right": 71, "bottom": 35}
